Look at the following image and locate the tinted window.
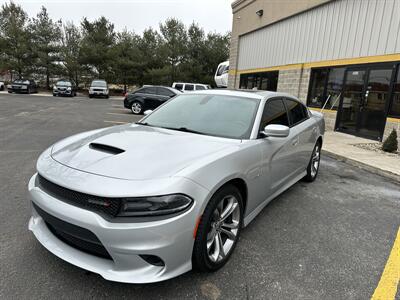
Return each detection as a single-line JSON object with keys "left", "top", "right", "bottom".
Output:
{"left": 174, "top": 84, "right": 183, "bottom": 91}
{"left": 239, "top": 71, "right": 278, "bottom": 91}
{"left": 140, "top": 87, "right": 156, "bottom": 94}
{"left": 390, "top": 67, "right": 400, "bottom": 117}
{"left": 158, "top": 87, "right": 175, "bottom": 97}
{"left": 142, "top": 94, "right": 260, "bottom": 139}
{"left": 185, "top": 84, "right": 194, "bottom": 91}
{"left": 195, "top": 85, "right": 206, "bottom": 90}
{"left": 259, "top": 99, "right": 289, "bottom": 133}
{"left": 284, "top": 99, "right": 308, "bottom": 125}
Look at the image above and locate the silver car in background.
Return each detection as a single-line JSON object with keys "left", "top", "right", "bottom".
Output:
{"left": 28, "top": 90, "right": 324, "bottom": 283}
{"left": 89, "top": 80, "right": 109, "bottom": 98}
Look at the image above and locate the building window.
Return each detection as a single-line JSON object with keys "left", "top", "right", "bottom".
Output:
{"left": 307, "top": 67, "right": 345, "bottom": 110}
{"left": 389, "top": 66, "right": 400, "bottom": 118}
{"left": 240, "top": 71, "right": 278, "bottom": 91}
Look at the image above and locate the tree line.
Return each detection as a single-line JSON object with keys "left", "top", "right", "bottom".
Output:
{"left": 0, "top": 2, "right": 230, "bottom": 90}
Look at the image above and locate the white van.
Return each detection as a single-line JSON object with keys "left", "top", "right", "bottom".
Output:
{"left": 172, "top": 82, "right": 211, "bottom": 92}
{"left": 214, "top": 61, "right": 229, "bottom": 88}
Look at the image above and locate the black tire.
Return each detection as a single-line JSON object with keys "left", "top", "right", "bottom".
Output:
{"left": 304, "top": 140, "right": 322, "bottom": 182}
{"left": 8, "top": 91, "right": 12, "bottom": 93}
{"left": 105, "top": 95, "right": 109, "bottom": 99}
{"left": 53, "top": 93, "right": 57, "bottom": 97}
{"left": 89, "top": 94, "right": 93, "bottom": 99}
{"left": 131, "top": 101, "right": 143, "bottom": 114}
{"left": 192, "top": 184, "right": 243, "bottom": 272}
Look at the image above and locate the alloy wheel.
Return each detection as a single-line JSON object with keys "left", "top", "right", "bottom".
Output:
{"left": 311, "top": 144, "right": 320, "bottom": 177}
{"left": 131, "top": 102, "right": 142, "bottom": 114}
{"left": 206, "top": 195, "right": 240, "bottom": 263}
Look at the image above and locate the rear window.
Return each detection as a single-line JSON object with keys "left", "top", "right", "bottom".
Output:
{"left": 185, "top": 84, "right": 194, "bottom": 91}
{"left": 195, "top": 85, "right": 206, "bottom": 90}
{"left": 140, "top": 87, "right": 157, "bottom": 94}
{"left": 158, "top": 87, "right": 176, "bottom": 97}
{"left": 284, "top": 99, "right": 308, "bottom": 125}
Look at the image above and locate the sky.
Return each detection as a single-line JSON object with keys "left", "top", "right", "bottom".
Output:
{"left": 4, "top": 0, "right": 233, "bottom": 34}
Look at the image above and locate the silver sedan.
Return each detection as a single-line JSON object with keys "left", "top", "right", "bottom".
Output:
{"left": 28, "top": 90, "right": 324, "bottom": 283}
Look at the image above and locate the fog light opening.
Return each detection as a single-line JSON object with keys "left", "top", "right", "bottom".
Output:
{"left": 139, "top": 254, "right": 165, "bottom": 267}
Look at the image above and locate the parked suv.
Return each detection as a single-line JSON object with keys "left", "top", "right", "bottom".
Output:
{"left": 89, "top": 80, "right": 109, "bottom": 98}
{"left": 7, "top": 79, "right": 38, "bottom": 94}
{"left": 172, "top": 82, "right": 211, "bottom": 92}
{"left": 53, "top": 80, "right": 77, "bottom": 97}
{"left": 124, "top": 85, "right": 181, "bottom": 114}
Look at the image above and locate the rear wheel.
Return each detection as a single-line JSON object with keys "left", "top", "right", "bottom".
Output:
{"left": 304, "top": 141, "right": 321, "bottom": 182}
{"left": 131, "top": 101, "right": 143, "bottom": 114}
{"left": 192, "top": 184, "right": 243, "bottom": 272}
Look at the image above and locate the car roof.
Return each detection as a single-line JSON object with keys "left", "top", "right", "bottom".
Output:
{"left": 173, "top": 82, "right": 208, "bottom": 86}
{"left": 186, "top": 89, "right": 296, "bottom": 100}
{"left": 140, "top": 85, "right": 182, "bottom": 93}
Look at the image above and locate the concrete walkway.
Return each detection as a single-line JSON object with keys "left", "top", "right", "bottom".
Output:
{"left": 323, "top": 131, "right": 400, "bottom": 182}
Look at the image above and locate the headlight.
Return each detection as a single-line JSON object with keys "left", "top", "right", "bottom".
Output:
{"left": 117, "top": 194, "right": 193, "bottom": 217}
{"left": 67, "top": 87, "right": 71, "bottom": 91}
{"left": 53, "top": 86, "right": 57, "bottom": 90}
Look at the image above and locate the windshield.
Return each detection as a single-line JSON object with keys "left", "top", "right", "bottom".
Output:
{"left": 14, "top": 80, "right": 29, "bottom": 84}
{"left": 91, "top": 81, "right": 107, "bottom": 87}
{"left": 56, "top": 81, "right": 72, "bottom": 87}
{"left": 141, "top": 94, "right": 260, "bottom": 139}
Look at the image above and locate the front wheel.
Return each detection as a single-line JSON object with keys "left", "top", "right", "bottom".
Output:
{"left": 131, "top": 101, "right": 143, "bottom": 114}
{"left": 192, "top": 184, "right": 243, "bottom": 272}
{"left": 304, "top": 141, "right": 321, "bottom": 182}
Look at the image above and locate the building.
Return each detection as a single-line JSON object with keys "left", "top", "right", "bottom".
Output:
{"left": 229, "top": 0, "right": 400, "bottom": 141}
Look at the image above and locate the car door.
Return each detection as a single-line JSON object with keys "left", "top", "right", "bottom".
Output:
{"left": 283, "top": 98, "right": 314, "bottom": 174}
{"left": 139, "top": 87, "right": 159, "bottom": 109}
{"left": 257, "top": 98, "right": 300, "bottom": 196}
{"left": 156, "top": 87, "right": 175, "bottom": 106}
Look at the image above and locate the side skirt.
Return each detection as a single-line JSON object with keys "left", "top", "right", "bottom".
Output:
{"left": 243, "top": 170, "right": 307, "bottom": 227}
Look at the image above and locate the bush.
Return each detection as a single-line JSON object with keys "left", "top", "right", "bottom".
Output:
{"left": 382, "top": 129, "right": 398, "bottom": 153}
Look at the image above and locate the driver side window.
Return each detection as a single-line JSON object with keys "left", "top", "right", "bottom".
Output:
{"left": 258, "top": 99, "right": 289, "bottom": 136}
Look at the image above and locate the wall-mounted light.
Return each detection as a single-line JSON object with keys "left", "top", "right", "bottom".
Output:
{"left": 256, "top": 9, "right": 263, "bottom": 17}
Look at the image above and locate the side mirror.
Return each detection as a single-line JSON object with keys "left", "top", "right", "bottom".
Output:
{"left": 261, "top": 124, "right": 290, "bottom": 138}
{"left": 144, "top": 110, "right": 153, "bottom": 116}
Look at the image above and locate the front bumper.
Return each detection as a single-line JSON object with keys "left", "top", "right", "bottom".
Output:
{"left": 89, "top": 90, "right": 108, "bottom": 96}
{"left": 28, "top": 171, "right": 208, "bottom": 283}
{"left": 53, "top": 89, "right": 72, "bottom": 96}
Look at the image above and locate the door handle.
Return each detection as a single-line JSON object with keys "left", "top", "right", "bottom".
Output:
{"left": 292, "top": 137, "right": 299, "bottom": 146}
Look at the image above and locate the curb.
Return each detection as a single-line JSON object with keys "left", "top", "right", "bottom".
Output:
{"left": 322, "top": 150, "right": 400, "bottom": 183}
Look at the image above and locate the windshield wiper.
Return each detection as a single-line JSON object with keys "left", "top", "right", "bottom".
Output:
{"left": 136, "top": 122, "right": 150, "bottom": 126}
{"left": 161, "top": 126, "right": 205, "bottom": 135}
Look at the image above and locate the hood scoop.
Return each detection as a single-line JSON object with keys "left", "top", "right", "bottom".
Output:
{"left": 89, "top": 143, "right": 125, "bottom": 155}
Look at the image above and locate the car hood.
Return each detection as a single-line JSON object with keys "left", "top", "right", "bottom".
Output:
{"left": 51, "top": 124, "right": 240, "bottom": 180}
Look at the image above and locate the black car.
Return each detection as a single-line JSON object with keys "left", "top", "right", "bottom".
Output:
{"left": 124, "top": 86, "right": 182, "bottom": 114}
{"left": 8, "top": 79, "right": 38, "bottom": 94}
{"left": 53, "top": 80, "right": 77, "bottom": 97}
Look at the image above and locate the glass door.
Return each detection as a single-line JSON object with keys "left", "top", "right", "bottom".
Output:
{"left": 336, "top": 65, "right": 393, "bottom": 140}
{"left": 336, "top": 68, "right": 366, "bottom": 136}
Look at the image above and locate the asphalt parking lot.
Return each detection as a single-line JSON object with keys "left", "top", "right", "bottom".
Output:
{"left": 0, "top": 92, "right": 399, "bottom": 300}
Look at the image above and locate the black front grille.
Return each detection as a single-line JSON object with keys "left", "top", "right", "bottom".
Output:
{"left": 37, "top": 174, "right": 121, "bottom": 218}
{"left": 33, "top": 202, "right": 112, "bottom": 259}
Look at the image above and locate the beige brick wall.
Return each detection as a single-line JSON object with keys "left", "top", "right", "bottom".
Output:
{"left": 276, "top": 68, "right": 311, "bottom": 104}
